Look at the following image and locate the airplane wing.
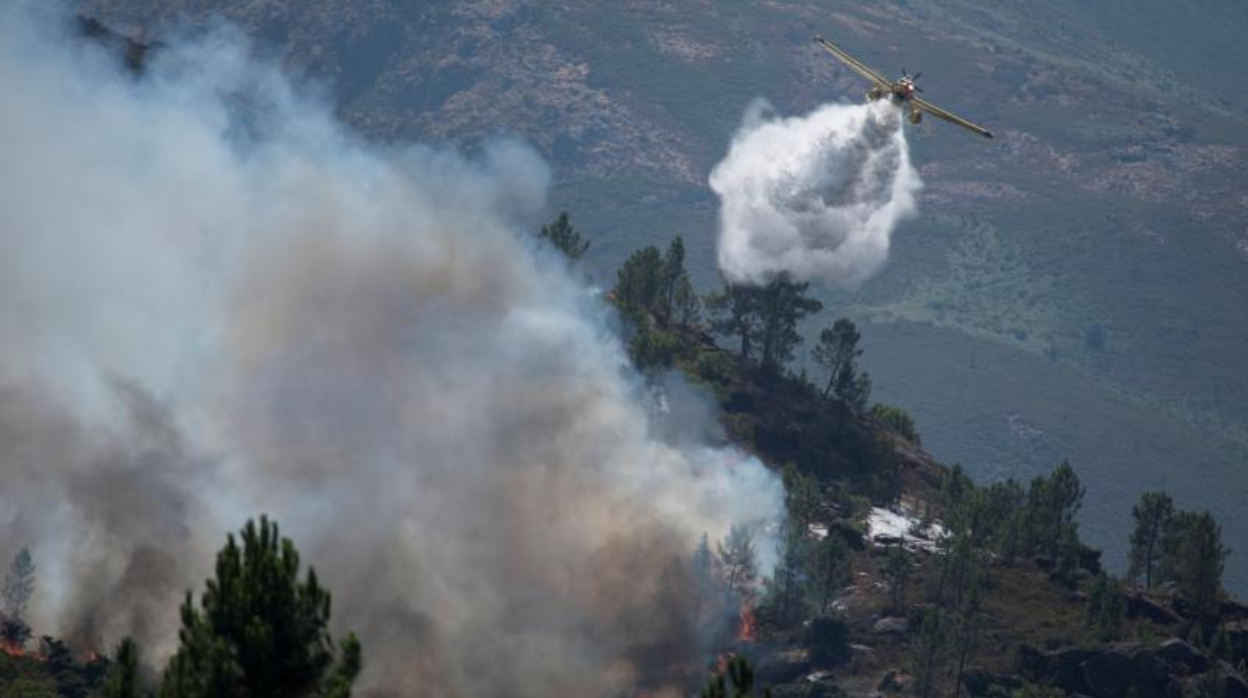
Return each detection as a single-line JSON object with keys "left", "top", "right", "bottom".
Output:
{"left": 814, "top": 36, "right": 890, "bottom": 89}
{"left": 912, "top": 96, "right": 994, "bottom": 138}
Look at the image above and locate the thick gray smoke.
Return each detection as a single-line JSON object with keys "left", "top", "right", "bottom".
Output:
{"left": 0, "top": 6, "right": 782, "bottom": 695}
{"left": 710, "top": 99, "right": 923, "bottom": 288}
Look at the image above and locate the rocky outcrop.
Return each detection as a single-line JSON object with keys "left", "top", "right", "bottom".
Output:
{"left": 756, "top": 648, "right": 812, "bottom": 686}
{"left": 1154, "top": 639, "right": 1208, "bottom": 675}
{"left": 1126, "top": 591, "right": 1182, "bottom": 625}
{"left": 961, "top": 670, "right": 1025, "bottom": 697}
{"left": 1020, "top": 639, "right": 1238, "bottom": 698}
{"left": 871, "top": 616, "right": 910, "bottom": 636}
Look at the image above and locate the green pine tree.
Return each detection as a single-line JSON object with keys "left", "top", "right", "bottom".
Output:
{"left": 613, "top": 245, "right": 665, "bottom": 313}
{"left": 813, "top": 318, "right": 867, "bottom": 409}
{"left": 537, "top": 211, "right": 589, "bottom": 261}
{"left": 159, "top": 517, "right": 362, "bottom": 698}
{"left": 702, "top": 655, "right": 771, "bottom": 698}
{"left": 753, "top": 275, "right": 822, "bottom": 375}
{"left": 104, "top": 638, "right": 146, "bottom": 698}
{"left": 1127, "top": 491, "right": 1173, "bottom": 589}
{"left": 705, "top": 283, "right": 761, "bottom": 365}
{"left": 1163, "top": 510, "right": 1228, "bottom": 625}
{"left": 1086, "top": 573, "right": 1126, "bottom": 642}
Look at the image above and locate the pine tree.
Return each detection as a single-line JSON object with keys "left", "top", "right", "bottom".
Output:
{"left": 912, "top": 607, "right": 951, "bottom": 698}
{"left": 671, "top": 274, "right": 701, "bottom": 327}
{"left": 810, "top": 534, "right": 850, "bottom": 614}
{"left": 702, "top": 655, "right": 771, "bottom": 698}
{"left": 753, "top": 275, "right": 822, "bottom": 375}
{"left": 1021, "top": 461, "right": 1084, "bottom": 562}
{"left": 1164, "top": 510, "right": 1227, "bottom": 624}
{"left": 780, "top": 464, "right": 821, "bottom": 533}
{"left": 658, "top": 236, "right": 687, "bottom": 321}
{"left": 537, "top": 211, "right": 589, "bottom": 261}
{"left": 691, "top": 533, "right": 720, "bottom": 628}
{"left": 1127, "top": 491, "right": 1173, "bottom": 589}
{"left": 1086, "top": 574, "right": 1126, "bottom": 642}
{"left": 767, "top": 524, "right": 810, "bottom": 629}
{"left": 718, "top": 525, "right": 758, "bottom": 602}
{"left": 104, "top": 638, "right": 146, "bottom": 698}
{"left": 813, "top": 319, "right": 865, "bottom": 406}
{"left": 705, "top": 283, "right": 761, "bottom": 365}
{"left": 1212, "top": 623, "right": 1233, "bottom": 661}
{"left": 159, "top": 517, "right": 362, "bottom": 698}
{"left": 613, "top": 245, "right": 665, "bottom": 313}
{"left": 1, "top": 546, "right": 35, "bottom": 622}
{"left": 883, "top": 545, "right": 910, "bottom": 612}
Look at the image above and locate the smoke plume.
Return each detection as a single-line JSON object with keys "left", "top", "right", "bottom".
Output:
{"left": 710, "top": 99, "right": 923, "bottom": 288}
{"left": 0, "top": 5, "right": 782, "bottom": 696}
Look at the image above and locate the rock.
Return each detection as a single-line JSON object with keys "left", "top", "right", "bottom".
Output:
{"left": 1078, "top": 545, "right": 1103, "bottom": 575}
{"left": 1226, "top": 620, "right": 1248, "bottom": 664}
{"left": 961, "top": 671, "right": 1025, "bottom": 697}
{"left": 872, "top": 616, "right": 910, "bottom": 636}
{"left": 1220, "top": 661, "right": 1248, "bottom": 698}
{"left": 1126, "top": 591, "right": 1181, "bottom": 625}
{"left": 1018, "top": 644, "right": 1049, "bottom": 680}
{"left": 1048, "top": 648, "right": 1098, "bottom": 692}
{"left": 769, "top": 678, "right": 844, "bottom": 698}
{"left": 1155, "top": 638, "right": 1209, "bottom": 675}
{"left": 1221, "top": 599, "right": 1248, "bottom": 622}
{"left": 1128, "top": 646, "right": 1171, "bottom": 696}
{"left": 877, "top": 669, "right": 912, "bottom": 693}
{"left": 1081, "top": 648, "right": 1134, "bottom": 698}
{"left": 873, "top": 534, "right": 904, "bottom": 548}
{"left": 756, "top": 649, "right": 812, "bottom": 686}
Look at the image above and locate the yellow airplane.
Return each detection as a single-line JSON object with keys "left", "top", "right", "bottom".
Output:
{"left": 815, "top": 35, "right": 993, "bottom": 139}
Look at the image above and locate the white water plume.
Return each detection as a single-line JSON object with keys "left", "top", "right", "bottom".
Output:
{"left": 710, "top": 99, "right": 923, "bottom": 288}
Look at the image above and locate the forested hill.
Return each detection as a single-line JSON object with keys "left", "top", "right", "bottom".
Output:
{"left": 77, "top": 0, "right": 1248, "bottom": 595}
{"left": 6, "top": 225, "right": 1245, "bottom": 697}
{"left": 575, "top": 230, "right": 1246, "bottom": 697}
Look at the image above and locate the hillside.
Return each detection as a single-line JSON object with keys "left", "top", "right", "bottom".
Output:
{"left": 76, "top": 0, "right": 1248, "bottom": 594}
{"left": 8, "top": 282, "right": 1247, "bottom": 695}
{"left": 5, "top": 6, "right": 1247, "bottom": 696}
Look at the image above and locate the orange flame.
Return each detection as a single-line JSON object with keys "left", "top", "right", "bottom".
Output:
{"left": 1, "top": 639, "right": 43, "bottom": 662}
{"left": 736, "top": 603, "right": 756, "bottom": 643}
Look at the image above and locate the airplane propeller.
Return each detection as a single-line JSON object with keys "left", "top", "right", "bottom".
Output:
{"left": 901, "top": 69, "right": 924, "bottom": 92}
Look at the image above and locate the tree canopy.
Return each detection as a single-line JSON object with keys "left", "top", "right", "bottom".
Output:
{"left": 537, "top": 211, "right": 589, "bottom": 261}
{"left": 160, "top": 517, "right": 361, "bottom": 698}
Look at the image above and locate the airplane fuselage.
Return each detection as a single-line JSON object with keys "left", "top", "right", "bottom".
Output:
{"left": 868, "top": 79, "right": 923, "bottom": 123}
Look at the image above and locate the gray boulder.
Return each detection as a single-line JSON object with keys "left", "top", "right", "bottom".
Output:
{"left": 1081, "top": 648, "right": 1134, "bottom": 698}
{"left": 1126, "top": 591, "right": 1181, "bottom": 625}
{"left": 1155, "top": 638, "right": 1209, "bottom": 675}
{"left": 872, "top": 616, "right": 910, "bottom": 636}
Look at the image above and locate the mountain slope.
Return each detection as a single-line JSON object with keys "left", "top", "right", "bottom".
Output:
{"left": 77, "top": 0, "right": 1248, "bottom": 592}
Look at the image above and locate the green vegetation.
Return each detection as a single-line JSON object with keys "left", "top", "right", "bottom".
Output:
{"left": 813, "top": 319, "right": 870, "bottom": 413}
{"left": 1163, "top": 510, "right": 1228, "bottom": 626}
{"left": 870, "top": 404, "right": 920, "bottom": 445}
{"left": 161, "top": 517, "right": 360, "bottom": 698}
{"left": 102, "top": 639, "right": 143, "bottom": 698}
{"left": 706, "top": 277, "right": 822, "bottom": 377}
{"left": 0, "top": 517, "right": 365, "bottom": 698}
{"left": 536, "top": 211, "right": 589, "bottom": 261}
{"left": 1128, "top": 491, "right": 1174, "bottom": 589}
{"left": 2, "top": 547, "right": 35, "bottom": 649}
{"left": 1086, "top": 573, "right": 1126, "bottom": 642}
{"left": 702, "top": 655, "right": 771, "bottom": 698}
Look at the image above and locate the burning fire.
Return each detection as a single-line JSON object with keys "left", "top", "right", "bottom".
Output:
{"left": 736, "top": 602, "right": 757, "bottom": 643}
{"left": 1, "top": 639, "right": 42, "bottom": 662}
